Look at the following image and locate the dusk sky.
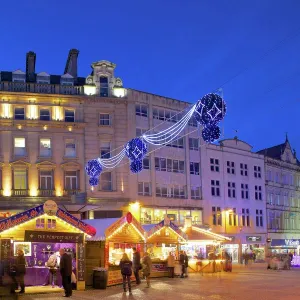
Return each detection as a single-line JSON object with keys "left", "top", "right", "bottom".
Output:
{"left": 1, "top": 0, "right": 299, "bottom": 153}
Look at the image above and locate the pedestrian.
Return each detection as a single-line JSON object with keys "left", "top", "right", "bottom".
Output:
{"left": 10, "top": 249, "right": 26, "bottom": 294}
{"left": 119, "top": 253, "right": 133, "bottom": 293}
{"left": 45, "top": 251, "right": 59, "bottom": 287}
{"left": 167, "top": 252, "right": 175, "bottom": 278}
{"left": 132, "top": 247, "right": 141, "bottom": 285}
{"left": 179, "top": 251, "right": 185, "bottom": 278}
{"left": 288, "top": 252, "right": 293, "bottom": 269}
{"left": 59, "top": 248, "right": 72, "bottom": 297}
{"left": 184, "top": 251, "right": 189, "bottom": 277}
{"left": 142, "top": 252, "right": 152, "bottom": 288}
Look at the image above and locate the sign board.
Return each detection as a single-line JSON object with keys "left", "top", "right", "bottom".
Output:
{"left": 77, "top": 243, "right": 85, "bottom": 281}
{"left": 24, "top": 230, "right": 84, "bottom": 243}
{"left": 246, "top": 236, "right": 262, "bottom": 242}
{"left": 43, "top": 200, "right": 58, "bottom": 216}
{"left": 271, "top": 239, "right": 300, "bottom": 247}
{"left": 107, "top": 270, "right": 135, "bottom": 286}
{"left": 152, "top": 263, "right": 168, "bottom": 272}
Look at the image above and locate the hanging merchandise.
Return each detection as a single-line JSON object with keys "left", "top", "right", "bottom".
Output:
{"left": 86, "top": 93, "right": 227, "bottom": 187}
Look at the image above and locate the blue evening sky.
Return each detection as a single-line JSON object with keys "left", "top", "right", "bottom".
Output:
{"left": 1, "top": 0, "right": 299, "bottom": 153}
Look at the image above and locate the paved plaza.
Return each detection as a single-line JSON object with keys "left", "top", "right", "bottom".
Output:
{"left": 20, "top": 264, "right": 300, "bottom": 300}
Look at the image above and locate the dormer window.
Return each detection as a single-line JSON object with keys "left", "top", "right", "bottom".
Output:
{"left": 12, "top": 70, "right": 26, "bottom": 83}
{"left": 37, "top": 72, "right": 50, "bottom": 84}
{"left": 60, "top": 73, "right": 74, "bottom": 86}
{"left": 100, "top": 76, "right": 109, "bottom": 97}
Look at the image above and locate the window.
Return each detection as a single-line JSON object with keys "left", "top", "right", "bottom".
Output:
{"left": 136, "top": 128, "right": 147, "bottom": 136}
{"left": 153, "top": 108, "right": 179, "bottom": 122}
{"left": 14, "top": 137, "right": 26, "bottom": 156}
{"left": 99, "top": 114, "right": 111, "bottom": 126}
{"left": 166, "top": 137, "right": 184, "bottom": 148}
{"left": 268, "top": 192, "right": 274, "bottom": 205}
{"left": 13, "top": 169, "right": 27, "bottom": 189}
{"left": 155, "top": 157, "right": 166, "bottom": 172}
{"left": 211, "top": 180, "right": 220, "bottom": 196}
{"left": 256, "top": 209, "right": 263, "bottom": 227}
{"left": 40, "top": 138, "right": 51, "bottom": 157}
{"left": 255, "top": 185, "right": 262, "bottom": 200}
{"left": 172, "top": 160, "right": 179, "bottom": 173}
{"left": 40, "top": 170, "right": 53, "bottom": 190}
{"left": 100, "top": 142, "right": 110, "bottom": 159}
{"left": 190, "top": 162, "right": 200, "bottom": 175}
{"left": 189, "top": 138, "right": 199, "bottom": 151}
{"left": 229, "top": 208, "right": 237, "bottom": 226}
{"left": 254, "top": 166, "right": 261, "bottom": 178}
{"left": 138, "top": 182, "right": 151, "bottom": 196}
{"left": 228, "top": 182, "right": 236, "bottom": 198}
{"left": 241, "top": 183, "right": 249, "bottom": 199}
{"left": 40, "top": 109, "right": 50, "bottom": 121}
{"left": 64, "top": 171, "right": 78, "bottom": 190}
{"left": 242, "top": 209, "right": 250, "bottom": 226}
{"left": 65, "top": 139, "right": 76, "bottom": 157}
{"left": 210, "top": 158, "right": 219, "bottom": 172}
{"left": 155, "top": 157, "right": 184, "bottom": 173}
{"left": 47, "top": 219, "right": 56, "bottom": 229}
{"left": 36, "top": 218, "right": 45, "bottom": 229}
{"left": 156, "top": 184, "right": 168, "bottom": 197}
{"left": 135, "top": 104, "right": 148, "bottom": 117}
{"left": 143, "top": 156, "right": 150, "bottom": 170}
{"left": 156, "top": 184, "right": 186, "bottom": 198}
{"left": 100, "top": 172, "right": 112, "bottom": 191}
{"left": 64, "top": 109, "right": 75, "bottom": 122}
{"left": 240, "top": 163, "right": 248, "bottom": 176}
{"left": 14, "top": 107, "right": 25, "bottom": 120}
{"left": 100, "top": 76, "right": 109, "bottom": 97}
{"left": 188, "top": 116, "right": 198, "bottom": 127}
{"left": 191, "top": 187, "right": 201, "bottom": 200}
{"left": 212, "top": 207, "right": 222, "bottom": 225}
{"left": 227, "top": 161, "right": 235, "bottom": 174}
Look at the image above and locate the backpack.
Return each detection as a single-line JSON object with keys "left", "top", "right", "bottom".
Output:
{"left": 122, "top": 262, "right": 132, "bottom": 276}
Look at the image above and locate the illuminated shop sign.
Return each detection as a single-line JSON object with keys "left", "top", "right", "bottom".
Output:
{"left": 24, "top": 230, "right": 84, "bottom": 243}
{"left": 271, "top": 239, "right": 300, "bottom": 247}
{"left": 246, "top": 236, "right": 262, "bottom": 242}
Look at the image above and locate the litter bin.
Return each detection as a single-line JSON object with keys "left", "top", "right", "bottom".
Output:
{"left": 93, "top": 268, "right": 108, "bottom": 289}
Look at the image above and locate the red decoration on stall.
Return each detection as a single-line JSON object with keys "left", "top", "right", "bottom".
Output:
{"left": 126, "top": 212, "right": 133, "bottom": 224}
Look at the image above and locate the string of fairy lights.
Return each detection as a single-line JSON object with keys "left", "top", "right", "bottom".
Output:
{"left": 85, "top": 93, "right": 226, "bottom": 187}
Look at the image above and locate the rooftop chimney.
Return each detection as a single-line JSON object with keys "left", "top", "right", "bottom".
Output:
{"left": 26, "top": 51, "right": 36, "bottom": 82}
{"left": 64, "top": 49, "right": 79, "bottom": 79}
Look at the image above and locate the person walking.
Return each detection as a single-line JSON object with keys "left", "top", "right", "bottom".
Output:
{"left": 179, "top": 251, "right": 185, "bottom": 278}
{"left": 167, "top": 252, "right": 175, "bottom": 278}
{"left": 184, "top": 251, "right": 189, "bottom": 277}
{"left": 59, "top": 248, "right": 72, "bottom": 297}
{"left": 119, "top": 253, "right": 133, "bottom": 293}
{"left": 142, "top": 252, "right": 152, "bottom": 288}
{"left": 132, "top": 247, "right": 141, "bottom": 284}
{"left": 11, "top": 249, "right": 26, "bottom": 294}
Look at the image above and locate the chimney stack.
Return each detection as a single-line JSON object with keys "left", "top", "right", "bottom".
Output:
{"left": 64, "top": 49, "right": 79, "bottom": 79}
{"left": 26, "top": 51, "right": 36, "bottom": 82}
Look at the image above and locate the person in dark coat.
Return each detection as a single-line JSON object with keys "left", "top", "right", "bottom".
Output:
{"left": 179, "top": 251, "right": 185, "bottom": 278}
{"left": 11, "top": 249, "right": 26, "bottom": 294}
{"left": 119, "top": 253, "right": 133, "bottom": 293}
{"left": 59, "top": 248, "right": 72, "bottom": 297}
{"left": 184, "top": 251, "right": 189, "bottom": 277}
{"left": 132, "top": 247, "right": 141, "bottom": 284}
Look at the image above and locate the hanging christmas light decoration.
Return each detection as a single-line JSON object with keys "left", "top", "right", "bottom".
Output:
{"left": 130, "top": 160, "right": 143, "bottom": 173}
{"left": 202, "top": 123, "right": 221, "bottom": 143}
{"left": 125, "top": 137, "right": 148, "bottom": 161}
{"left": 89, "top": 176, "right": 99, "bottom": 187}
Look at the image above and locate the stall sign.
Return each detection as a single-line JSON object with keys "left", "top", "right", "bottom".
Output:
{"left": 0, "top": 205, "right": 44, "bottom": 232}
{"left": 43, "top": 200, "right": 58, "bottom": 216}
{"left": 246, "top": 236, "right": 262, "bottom": 242}
{"left": 24, "top": 230, "right": 84, "bottom": 243}
{"left": 77, "top": 243, "right": 85, "bottom": 281}
{"left": 152, "top": 263, "right": 168, "bottom": 272}
{"left": 271, "top": 239, "right": 300, "bottom": 247}
{"left": 107, "top": 270, "right": 135, "bottom": 286}
{"left": 0, "top": 239, "right": 11, "bottom": 260}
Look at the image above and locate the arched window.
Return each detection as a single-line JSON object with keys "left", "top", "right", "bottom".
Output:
{"left": 100, "top": 76, "right": 109, "bottom": 97}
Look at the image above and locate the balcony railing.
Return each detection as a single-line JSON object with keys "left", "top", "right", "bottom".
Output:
{"left": 0, "top": 81, "right": 84, "bottom": 95}
{"left": 63, "top": 189, "right": 80, "bottom": 196}
{"left": 38, "top": 189, "right": 55, "bottom": 197}
{"left": 12, "top": 189, "right": 29, "bottom": 196}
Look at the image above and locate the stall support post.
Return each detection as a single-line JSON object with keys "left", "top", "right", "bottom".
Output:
{"left": 104, "top": 242, "right": 109, "bottom": 269}
{"left": 76, "top": 241, "right": 86, "bottom": 291}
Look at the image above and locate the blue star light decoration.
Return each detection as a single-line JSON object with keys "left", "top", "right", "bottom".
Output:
{"left": 130, "top": 160, "right": 143, "bottom": 173}
{"left": 125, "top": 137, "right": 148, "bottom": 173}
{"left": 194, "top": 93, "right": 226, "bottom": 143}
{"left": 85, "top": 159, "right": 103, "bottom": 187}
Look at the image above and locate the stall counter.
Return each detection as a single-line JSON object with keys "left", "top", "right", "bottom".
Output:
{"left": 150, "top": 259, "right": 169, "bottom": 277}
{"left": 107, "top": 265, "right": 135, "bottom": 286}
{"left": 188, "top": 259, "right": 225, "bottom": 273}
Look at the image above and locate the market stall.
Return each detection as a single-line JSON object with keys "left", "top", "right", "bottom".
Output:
{"left": 181, "top": 219, "right": 230, "bottom": 273}
{"left": 145, "top": 216, "right": 188, "bottom": 277}
{"left": 104, "top": 212, "right": 146, "bottom": 286}
{"left": 0, "top": 200, "right": 96, "bottom": 291}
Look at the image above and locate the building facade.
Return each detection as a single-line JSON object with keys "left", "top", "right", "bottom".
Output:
{"left": 201, "top": 138, "right": 267, "bottom": 263}
{"left": 257, "top": 137, "right": 300, "bottom": 254}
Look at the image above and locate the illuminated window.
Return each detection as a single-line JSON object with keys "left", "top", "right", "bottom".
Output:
{"left": 14, "top": 107, "right": 25, "bottom": 120}
{"left": 65, "top": 139, "right": 76, "bottom": 157}
{"left": 64, "top": 110, "right": 75, "bottom": 122}
{"left": 36, "top": 218, "right": 45, "bottom": 229}
{"left": 40, "top": 170, "right": 53, "bottom": 190}
{"left": 13, "top": 169, "right": 27, "bottom": 190}
{"left": 14, "top": 137, "right": 26, "bottom": 156}
{"left": 40, "top": 109, "right": 50, "bottom": 121}
{"left": 212, "top": 207, "right": 222, "bottom": 226}
{"left": 40, "top": 138, "right": 51, "bottom": 157}
{"left": 228, "top": 208, "right": 237, "bottom": 226}
{"left": 100, "top": 76, "right": 109, "bottom": 97}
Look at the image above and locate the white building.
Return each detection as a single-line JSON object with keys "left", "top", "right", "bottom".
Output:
{"left": 257, "top": 137, "right": 300, "bottom": 255}
{"left": 201, "top": 137, "right": 267, "bottom": 263}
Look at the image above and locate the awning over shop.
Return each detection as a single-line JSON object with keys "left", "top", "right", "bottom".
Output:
{"left": 0, "top": 200, "right": 96, "bottom": 236}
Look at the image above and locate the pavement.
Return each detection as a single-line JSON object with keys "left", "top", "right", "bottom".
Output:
{"left": 19, "top": 264, "right": 300, "bottom": 300}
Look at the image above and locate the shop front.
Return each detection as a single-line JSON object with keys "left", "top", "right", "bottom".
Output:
{"left": 242, "top": 235, "right": 266, "bottom": 262}
{"left": 0, "top": 200, "right": 96, "bottom": 291}
{"left": 145, "top": 216, "right": 188, "bottom": 277}
{"left": 221, "top": 243, "right": 239, "bottom": 263}
{"left": 104, "top": 212, "right": 146, "bottom": 286}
